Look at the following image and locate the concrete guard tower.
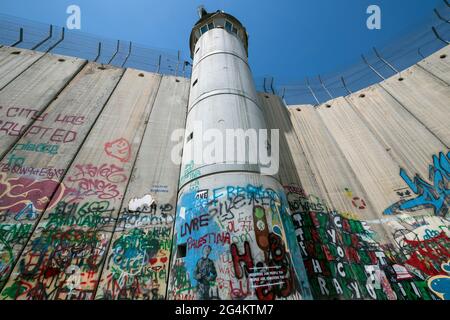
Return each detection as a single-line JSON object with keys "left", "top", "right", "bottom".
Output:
{"left": 168, "top": 7, "right": 312, "bottom": 300}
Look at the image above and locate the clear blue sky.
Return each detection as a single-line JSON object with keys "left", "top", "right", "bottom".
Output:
{"left": 0, "top": 0, "right": 444, "bottom": 82}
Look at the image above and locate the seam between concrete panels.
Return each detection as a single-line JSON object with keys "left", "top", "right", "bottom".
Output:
{"left": 0, "top": 59, "right": 88, "bottom": 162}
{"left": 341, "top": 95, "right": 402, "bottom": 218}
{"left": 164, "top": 82, "right": 191, "bottom": 300}
{"left": 377, "top": 82, "right": 449, "bottom": 149}
{"left": 166, "top": 79, "right": 191, "bottom": 300}
{"left": 289, "top": 107, "right": 335, "bottom": 206}
{"left": 415, "top": 63, "right": 450, "bottom": 86}
{"left": 0, "top": 49, "right": 82, "bottom": 92}
{"left": 91, "top": 73, "right": 163, "bottom": 299}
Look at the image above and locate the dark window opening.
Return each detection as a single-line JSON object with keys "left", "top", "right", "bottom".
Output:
{"left": 195, "top": 47, "right": 200, "bottom": 54}
{"left": 225, "top": 21, "right": 233, "bottom": 32}
{"left": 208, "top": 23, "right": 214, "bottom": 30}
{"left": 192, "top": 79, "right": 198, "bottom": 87}
{"left": 177, "top": 243, "right": 187, "bottom": 258}
{"left": 200, "top": 25, "right": 208, "bottom": 34}
{"left": 187, "top": 132, "right": 194, "bottom": 142}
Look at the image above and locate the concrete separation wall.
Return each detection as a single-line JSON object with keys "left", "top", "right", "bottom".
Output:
{"left": 0, "top": 44, "right": 448, "bottom": 300}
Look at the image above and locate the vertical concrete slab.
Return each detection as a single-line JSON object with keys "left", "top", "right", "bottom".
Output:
{"left": 259, "top": 93, "right": 323, "bottom": 198}
{"left": 0, "top": 53, "right": 87, "bottom": 158}
{"left": 0, "top": 69, "right": 161, "bottom": 300}
{"left": 95, "top": 75, "right": 190, "bottom": 300}
{"left": 0, "top": 47, "right": 44, "bottom": 89}
{"left": 379, "top": 65, "right": 450, "bottom": 147}
{"left": 289, "top": 103, "right": 377, "bottom": 218}
{"left": 347, "top": 85, "right": 446, "bottom": 181}
{"left": 316, "top": 97, "right": 412, "bottom": 218}
{"left": 417, "top": 45, "right": 450, "bottom": 84}
{"left": 0, "top": 63, "right": 124, "bottom": 292}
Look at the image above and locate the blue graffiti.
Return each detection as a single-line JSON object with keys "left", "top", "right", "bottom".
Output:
{"left": 175, "top": 191, "right": 226, "bottom": 288}
{"left": 429, "top": 277, "right": 450, "bottom": 300}
{"left": 384, "top": 152, "right": 449, "bottom": 216}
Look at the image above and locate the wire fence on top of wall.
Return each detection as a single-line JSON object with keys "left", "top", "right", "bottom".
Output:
{"left": 255, "top": 1, "right": 450, "bottom": 105}
{"left": 0, "top": 13, "right": 193, "bottom": 77}
{"left": 1, "top": 3, "right": 449, "bottom": 104}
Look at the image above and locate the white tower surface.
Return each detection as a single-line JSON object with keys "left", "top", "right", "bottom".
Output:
{"left": 168, "top": 9, "right": 312, "bottom": 300}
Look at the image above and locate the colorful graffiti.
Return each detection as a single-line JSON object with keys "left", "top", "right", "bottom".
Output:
{"left": 0, "top": 173, "right": 66, "bottom": 213}
{"left": 384, "top": 152, "right": 449, "bottom": 217}
{"left": 168, "top": 183, "right": 312, "bottom": 301}
{"left": 428, "top": 261, "right": 450, "bottom": 300}
{"left": 0, "top": 200, "right": 115, "bottom": 300}
{"left": 284, "top": 184, "right": 450, "bottom": 300}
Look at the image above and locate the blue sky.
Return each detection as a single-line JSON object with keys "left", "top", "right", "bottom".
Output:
{"left": 0, "top": 0, "right": 444, "bottom": 82}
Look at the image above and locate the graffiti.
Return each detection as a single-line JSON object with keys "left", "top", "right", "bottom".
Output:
{"left": 99, "top": 225, "right": 171, "bottom": 300}
{"left": 402, "top": 233, "right": 450, "bottom": 277}
{"left": 0, "top": 163, "right": 66, "bottom": 179}
{"left": 42, "top": 201, "right": 115, "bottom": 229}
{"left": 179, "top": 161, "right": 201, "bottom": 185}
{"left": 0, "top": 223, "right": 33, "bottom": 282}
{"left": 384, "top": 152, "right": 449, "bottom": 217}
{"left": 428, "top": 261, "right": 450, "bottom": 300}
{"left": 344, "top": 188, "right": 367, "bottom": 210}
{"left": 230, "top": 233, "right": 295, "bottom": 300}
{"left": 150, "top": 185, "right": 169, "bottom": 193}
{"left": 128, "top": 194, "right": 154, "bottom": 212}
{"left": 0, "top": 108, "right": 83, "bottom": 141}
{"left": 118, "top": 209, "right": 174, "bottom": 229}
{"left": 104, "top": 138, "right": 131, "bottom": 163}
{"left": 284, "top": 185, "right": 444, "bottom": 300}
{"left": 186, "top": 232, "right": 230, "bottom": 250}
{"left": 1, "top": 225, "right": 109, "bottom": 300}
{"left": 66, "top": 163, "right": 128, "bottom": 201}
{"left": 194, "top": 245, "right": 217, "bottom": 299}
{"left": 12, "top": 142, "right": 59, "bottom": 156}
{"left": 0, "top": 173, "right": 66, "bottom": 213}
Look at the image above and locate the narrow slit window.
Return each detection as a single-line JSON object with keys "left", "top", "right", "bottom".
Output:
{"left": 192, "top": 79, "right": 198, "bottom": 87}
{"left": 187, "top": 132, "right": 194, "bottom": 142}
{"left": 177, "top": 243, "right": 187, "bottom": 258}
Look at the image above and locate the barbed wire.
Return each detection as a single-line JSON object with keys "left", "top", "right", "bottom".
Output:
{"left": 1, "top": 4, "right": 449, "bottom": 101}
{"left": 0, "top": 13, "right": 192, "bottom": 77}
{"left": 255, "top": 1, "right": 450, "bottom": 105}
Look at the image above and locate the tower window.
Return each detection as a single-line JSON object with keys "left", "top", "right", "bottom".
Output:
{"left": 232, "top": 27, "right": 238, "bottom": 34}
{"left": 192, "top": 79, "right": 198, "bottom": 87}
{"left": 208, "top": 22, "right": 215, "bottom": 30}
{"left": 187, "top": 132, "right": 194, "bottom": 142}
{"left": 200, "top": 25, "right": 208, "bottom": 34}
{"left": 225, "top": 21, "right": 233, "bottom": 33}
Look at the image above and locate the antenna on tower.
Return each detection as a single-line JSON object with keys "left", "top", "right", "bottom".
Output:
{"left": 197, "top": 5, "right": 208, "bottom": 18}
